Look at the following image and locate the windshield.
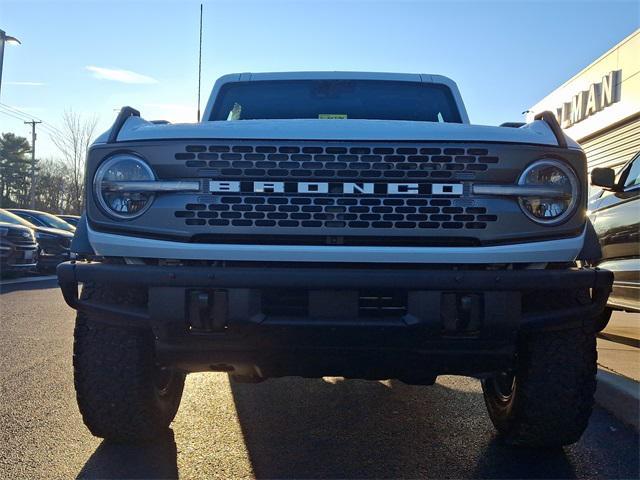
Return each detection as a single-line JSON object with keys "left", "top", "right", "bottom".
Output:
{"left": 210, "top": 80, "right": 462, "bottom": 123}
{"left": 0, "top": 209, "right": 36, "bottom": 228}
{"left": 31, "top": 211, "right": 76, "bottom": 231}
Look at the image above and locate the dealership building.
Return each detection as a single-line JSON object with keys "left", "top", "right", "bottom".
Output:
{"left": 527, "top": 28, "right": 640, "bottom": 173}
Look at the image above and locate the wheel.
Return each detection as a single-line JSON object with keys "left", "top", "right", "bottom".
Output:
{"left": 73, "top": 283, "right": 185, "bottom": 443}
{"left": 482, "top": 328, "right": 597, "bottom": 447}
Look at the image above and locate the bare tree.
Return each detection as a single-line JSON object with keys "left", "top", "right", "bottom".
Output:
{"left": 34, "top": 158, "right": 71, "bottom": 213}
{"left": 51, "top": 110, "right": 98, "bottom": 213}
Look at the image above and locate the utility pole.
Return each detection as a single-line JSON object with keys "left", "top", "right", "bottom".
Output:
{"left": 25, "top": 120, "right": 41, "bottom": 208}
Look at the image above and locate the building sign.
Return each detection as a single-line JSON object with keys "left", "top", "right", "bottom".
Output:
{"left": 554, "top": 70, "right": 621, "bottom": 128}
{"left": 529, "top": 30, "right": 639, "bottom": 142}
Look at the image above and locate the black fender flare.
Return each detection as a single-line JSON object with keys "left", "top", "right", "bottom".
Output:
{"left": 71, "top": 212, "right": 96, "bottom": 256}
{"left": 576, "top": 218, "right": 602, "bottom": 264}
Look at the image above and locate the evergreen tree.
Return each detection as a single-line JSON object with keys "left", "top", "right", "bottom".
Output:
{"left": 0, "top": 132, "right": 35, "bottom": 207}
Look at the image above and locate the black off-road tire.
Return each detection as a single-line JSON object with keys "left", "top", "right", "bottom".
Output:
{"left": 229, "top": 374, "right": 266, "bottom": 384}
{"left": 482, "top": 328, "right": 597, "bottom": 447}
{"left": 594, "top": 307, "right": 612, "bottom": 332}
{"left": 73, "top": 283, "right": 186, "bottom": 443}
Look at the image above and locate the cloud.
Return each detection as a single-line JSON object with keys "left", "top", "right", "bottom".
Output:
{"left": 85, "top": 66, "right": 158, "bottom": 84}
{"left": 5, "top": 81, "right": 46, "bottom": 86}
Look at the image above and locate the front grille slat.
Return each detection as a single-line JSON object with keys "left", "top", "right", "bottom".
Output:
{"left": 174, "top": 195, "right": 497, "bottom": 230}
{"left": 175, "top": 144, "right": 497, "bottom": 180}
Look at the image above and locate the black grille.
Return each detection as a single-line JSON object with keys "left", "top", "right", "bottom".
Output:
{"left": 174, "top": 196, "right": 497, "bottom": 230}
{"left": 260, "top": 289, "right": 408, "bottom": 318}
{"left": 6, "top": 229, "right": 35, "bottom": 245}
{"left": 175, "top": 144, "right": 499, "bottom": 180}
{"left": 359, "top": 290, "right": 408, "bottom": 317}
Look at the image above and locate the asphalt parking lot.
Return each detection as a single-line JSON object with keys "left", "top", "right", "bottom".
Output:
{"left": 1, "top": 277, "right": 638, "bottom": 479}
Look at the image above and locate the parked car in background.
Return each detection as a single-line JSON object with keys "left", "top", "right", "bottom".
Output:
{"left": 0, "top": 209, "right": 73, "bottom": 272}
{"left": 8, "top": 208, "right": 76, "bottom": 233}
{"left": 590, "top": 152, "right": 640, "bottom": 313}
{"left": 0, "top": 221, "right": 38, "bottom": 276}
{"left": 56, "top": 214, "right": 81, "bottom": 227}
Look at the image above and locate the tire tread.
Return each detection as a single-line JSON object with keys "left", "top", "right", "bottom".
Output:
{"left": 484, "top": 328, "right": 597, "bottom": 447}
{"left": 73, "top": 282, "right": 184, "bottom": 442}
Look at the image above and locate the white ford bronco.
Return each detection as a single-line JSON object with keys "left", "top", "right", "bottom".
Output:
{"left": 58, "top": 72, "right": 613, "bottom": 446}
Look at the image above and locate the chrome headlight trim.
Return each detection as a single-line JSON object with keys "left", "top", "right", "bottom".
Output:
{"left": 517, "top": 159, "right": 579, "bottom": 226}
{"left": 93, "top": 154, "right": 156, "bottom": 220}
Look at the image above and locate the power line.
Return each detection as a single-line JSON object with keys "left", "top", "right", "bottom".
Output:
{"left": 0, "top": 106, "right": 62, "bottom": 141}
{"left": 36, "top": 123, "right": 63, "bottom": 141}
{"left": 0, "top": 102, "right": 44, "bottom": 120}
{"left": 0, "top": 107, "right": 28, "bottom": 122}
{"left": 0, "top": 102, "right": 65, "bottom": 137}
{"left": 0, "top": 102, "right": 42, "bottom": 122}
{"left": 0, "top": 105, "right": 64, "bottom": 143}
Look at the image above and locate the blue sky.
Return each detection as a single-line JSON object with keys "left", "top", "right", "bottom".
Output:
{"left": 1, "top": 0, "right": 638, "bottom": 158}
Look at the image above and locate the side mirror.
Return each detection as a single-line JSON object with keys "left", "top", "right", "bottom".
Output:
{"left": 591, "top": 167, "right": 617, "bottom": 191}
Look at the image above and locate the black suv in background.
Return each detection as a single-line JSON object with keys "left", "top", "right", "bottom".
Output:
{"left": 0, "top": 209, "right": 73, "bottom": 272}
{"left": 56, "top": 214, "right": 81, "bottom": 227}
{"left": 0, "top": 222, "right": 38, "bottom": 275}
{"left": 590, "top": 152, "right": 640, "bottom": 313}
{"left": 8, "top": 208, "right": 76, "bottom": 233}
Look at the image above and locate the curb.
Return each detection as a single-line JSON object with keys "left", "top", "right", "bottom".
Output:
{"left": 595, "top": 368, "right": 639, "bottom": 430}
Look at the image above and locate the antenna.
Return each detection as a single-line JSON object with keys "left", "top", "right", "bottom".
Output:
{"left": 197, "top": 3, "right": 203, "bottom": 122}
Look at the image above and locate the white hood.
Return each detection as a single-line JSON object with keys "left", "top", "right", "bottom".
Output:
{"left": 95, "top": 117, "right": 580, "bottom": 149}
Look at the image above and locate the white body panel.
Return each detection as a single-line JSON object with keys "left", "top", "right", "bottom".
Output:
{"left": 95, "top": 116, "right": 579, "bottom": 149}
{"left": 88, "top": 225, "right": 586, "bottom": 264}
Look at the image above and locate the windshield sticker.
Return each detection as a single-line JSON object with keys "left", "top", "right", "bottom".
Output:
{"left": 318, "top": 114, "right": 347, "bottom": 119}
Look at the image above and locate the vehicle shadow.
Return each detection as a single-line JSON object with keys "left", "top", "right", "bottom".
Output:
{"left": 72, "top": 375, "right": 638, "bottom": 479}
{"left": 76, "top": 430, "right": 178, "bottom": 479}
{"left": 0, "top": 278, "right": 59, "bottom": 294}
{"left": 229, "top": 376, "right": 578, "bottom": 479}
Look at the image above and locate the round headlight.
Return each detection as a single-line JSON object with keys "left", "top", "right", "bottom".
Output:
{"left": 94, "top": 154, "right": 155, "bottom": 219}
{"left": 517, "top": 159, "right": 579, "bottom": 225}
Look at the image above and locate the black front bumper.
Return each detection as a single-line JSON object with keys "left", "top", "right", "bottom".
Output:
{"left": 57, "top": 261, "right": 613, "bottom": 379}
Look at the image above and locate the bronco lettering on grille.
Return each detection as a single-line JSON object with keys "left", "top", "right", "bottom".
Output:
{"left": 209, "top": 181, "right": 463, "bottom": 196}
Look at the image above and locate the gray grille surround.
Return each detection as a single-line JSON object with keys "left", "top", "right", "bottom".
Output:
{"left": 86, "top": 139, "right": 588, "bottom": 245}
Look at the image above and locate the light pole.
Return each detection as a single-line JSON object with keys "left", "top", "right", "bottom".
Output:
{"left": 0, "top": 29, "right": 22, "bottom": 99}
